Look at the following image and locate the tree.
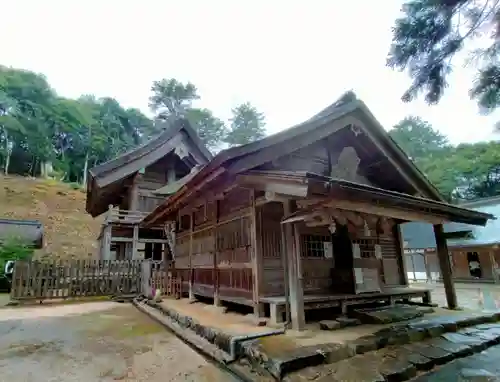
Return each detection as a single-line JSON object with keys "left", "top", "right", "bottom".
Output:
{"left": 225, "top": 102, "right": 266, "bottom": 147}
{"left": 389, "top": 116, "right": 450, "bottom": 160}
{"left": 149, "top": 78, "right": 199, "bottom": 120}
{"left": 0, "top": 66, "right": 156, "bottom": 183}
{"left": 186, "top": 108, "right": 227, "bottom": 152}
{"left": 387, "top": 0, "right": 500, "bottom": 113}
{"left": 390, "top": 116, "right": 500, "bottom": 200}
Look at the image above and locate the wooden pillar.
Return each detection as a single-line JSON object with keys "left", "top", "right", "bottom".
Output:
{"left": 103, "top": 225, "right": 112, "bottom": 260}
{"left": 129, "top": 173, "right": 142, "bottom": 211}
{"left": 132, "top": 225, "right": 139, "bottom": 260}
{"left": 433, "top": 224, "right": 457, "bottom": 309}
{"left": 188, "top": 212, "right": 195, "bottom": 301}
{"left": 394, "top": 224, "right": 409, "bottom": 286}
{"left": 289, "top": 223, "right": 305, "bottom": 330}
{"left": 489, "top": 250, "right": 498, "bottom": 283}
{"left": 213, "top": 200, "right": 221, "bottom": 307}
{"left": 250, "top": 190, "right": 263, "bottom": 316}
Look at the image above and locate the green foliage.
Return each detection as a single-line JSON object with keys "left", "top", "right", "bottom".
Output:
{"left": 149, "top": 78, "right": 199, "bottom": 120}
{"left": 225, "top": 102, "right": 266, "bottom": 147}
{"left": 0, "top": 66, "right": 155, "bottom": 182}
{"left": 186, "top": 108, "right": 228, "bottom": 152}
{"left": 387, "top": 0, "right": 500, "bottom": 115}
{"left": 0, "top": 237, "right": 34, "bottom": 276}
{"left": 148, "top": 78, "right": 267, "bottom": 152}
{"left": 389, "top": 116, "right": 500, "bottom": 201}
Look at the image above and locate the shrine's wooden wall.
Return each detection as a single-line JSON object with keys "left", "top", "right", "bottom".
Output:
{"left": 258, "top": 211, "right": 406, "bottom": 297}
{"left": 425, "top": 246, "right": 500, "bottom": 282}
{"left": 174, "top": 186, "right": 255, "bottom": 305}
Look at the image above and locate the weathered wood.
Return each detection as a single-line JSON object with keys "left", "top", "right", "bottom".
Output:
{"left": 433, "top": 224, "right": 457, "bottom": 309}
{"left": 250, "top": 189, "right": 262, "bottom": 315}
{"left": 188, "top": 212, "right": 195, "bottom": 300}
{"left": 394, "top": 224, "right": 409, "bottom": 286}
{"left": 10, "top": 260, "right": 148, "bottom": 301}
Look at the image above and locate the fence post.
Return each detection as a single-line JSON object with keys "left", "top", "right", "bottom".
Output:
{"left": 141, "top": 260, "right": 152, "bottom": 298}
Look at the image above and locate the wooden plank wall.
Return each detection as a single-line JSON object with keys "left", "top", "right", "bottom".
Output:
{"left": 258, "top": 212, "right": 405, "bottom": 298}
{"left": 260, "top": 202, "right": 286, "bottom": 296}
{"left": 174, "top": 187, "right": 255, "bottom": 305}
{"left": 449, "top": 246, "right": 498, "bottom": 282}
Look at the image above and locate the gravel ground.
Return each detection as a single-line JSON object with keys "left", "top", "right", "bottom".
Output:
{"left": 0, "top": 301, "right": 237, "bottom": 382}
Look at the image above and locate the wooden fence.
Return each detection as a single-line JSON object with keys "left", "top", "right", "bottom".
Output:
{"left": 10, "top": 260, "right": 146, "bottom": 301}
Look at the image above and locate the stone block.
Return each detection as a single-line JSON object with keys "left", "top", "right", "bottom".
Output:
{"left": 336, "top": 316, "right": 361, "bottom": 327}
{"left": 319, "top": 320, "right": 341, "bottom": 331}
{"left": 328, "top": 353, "right": 385, "bottom": 382}
{"left": 384, "top": 347, "right": 433, "bottom": 371}
{"left": 459, "top": 368, "right": 500, "bottom": 382}
{"left": 266, "top": 345, "right": 327, "bottom": 380}
{"left": 404, "top": 342, "right": 455, "bottom": 365}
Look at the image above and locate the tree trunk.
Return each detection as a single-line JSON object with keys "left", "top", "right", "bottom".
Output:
{"left": 82, "top": 151, "right": 89, "bottom": 188}
{"left": 40, "top": 161, "right": 53, "bottom": 178}
{"left": 3, "top": 128, "right": 11, "bottom": 175}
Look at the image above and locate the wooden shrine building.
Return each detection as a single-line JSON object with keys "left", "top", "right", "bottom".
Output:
{"left": 403, "top": 196, "right": 500, "bottom": 283}
{"left": 142, "top": 92, "right": 494, "bottom": 330}
{"left": 86, "top": 118, "right": 212, "bottom": 261}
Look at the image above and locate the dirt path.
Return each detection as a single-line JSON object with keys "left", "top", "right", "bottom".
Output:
{"left": 0, "top": 301, "right": 237, "bottom": 382}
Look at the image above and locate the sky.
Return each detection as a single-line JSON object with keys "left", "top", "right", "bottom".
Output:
{"left": 1, "top": 0, "right": 499, "bottom": 145}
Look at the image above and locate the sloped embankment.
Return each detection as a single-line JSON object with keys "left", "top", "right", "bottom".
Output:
{"left": 1, "top": 175, "right": 102, "bottom": 260}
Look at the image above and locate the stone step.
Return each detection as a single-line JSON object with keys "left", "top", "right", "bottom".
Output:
{"left": 259, "top": 311, "right": 500, "bottom": 379}
{"left": 283, "top": 322, "right": 500, "bottom": 382}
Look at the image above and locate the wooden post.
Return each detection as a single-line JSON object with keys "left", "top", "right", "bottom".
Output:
{"left": 103, "top": 225, "right": 112, "bottom": 261}
{"left": 213, "top": 200, "right": 221, "bottom": 307}
{"left": 489, "top": 250, "right": 498, "bottom": 283}
{"left": 433, "top": 224, "right": 457, "bottom": 309}
{"left": 129, "top": 173, "right": 141, "bottom": 211}
{"left": 250, "top": 190, "right": 263, "bottom": 316}
{"left": 188, "top": 212, "right": 195, "bottom": 301}
{"left": 132, "top": 225, "right": 139, "bottom": 260}
{"left": 290, "top": 223, "right": 305, "bottom": 330}
{"left": 394, "top": 224, "right": 409, "bottom": 286}
{"left": 281, "top": 201, "right": 292, "bottom": 325}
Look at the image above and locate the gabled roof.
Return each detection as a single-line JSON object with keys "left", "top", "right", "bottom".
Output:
{"left": 86, "top": 117, "right": 212, "bottom": 217}
{"left": 402, "top": 196, "right": 500, "bottom": 250}
{"left": 142, "top": 92, "right": 458, "bottom": 225}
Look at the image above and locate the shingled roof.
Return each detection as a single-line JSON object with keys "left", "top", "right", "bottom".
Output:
{"left": 86, "top": 117, "right": 212, "bottom": 217}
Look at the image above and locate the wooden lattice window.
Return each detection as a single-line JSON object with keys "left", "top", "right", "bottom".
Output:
{"left": 352, "top": 238, "right": 378, "bottom": 258}
{"left": 301, "top": 234, "right": 330, "bottom": 258}
{"left": 178, "top": 215, "right": 191, "bottom": 232}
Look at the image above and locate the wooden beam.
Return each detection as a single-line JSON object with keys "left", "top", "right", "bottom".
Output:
{"left": 281, "top": 201, "right": 292, "bottom": 325}
{"left": 188, "top": 211, "right": 195, "bottom": 301}
{"left": 433, "top": 224, "right": 457, "bottom": 309}
{"left": 394, "top": 224, "right": 409, "bottom": 286}
{"left": 103, "top": 225, "right": 112, "bottom": 260}
{"left": 213, "top": 200, "right": 221, "bottom": 307}
{"left": 250, "top": 190, "right": 263, "bottom": 316}
{"left": 291, "top": 223, "right": 306, "bottom": 330}
{"left": 302, "top": 198, "right": 447, "bottom": 225}
{"left": 132, "top": 225, "right": 139, "bottom": 259}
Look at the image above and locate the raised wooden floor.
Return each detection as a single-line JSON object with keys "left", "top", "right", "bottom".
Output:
{"left": 260, "top": 287, "right": 431, "bottom": 325}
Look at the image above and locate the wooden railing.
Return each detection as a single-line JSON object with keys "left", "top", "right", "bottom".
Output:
{"left": 104, "top": 207, "right": 149, "bottom": 224}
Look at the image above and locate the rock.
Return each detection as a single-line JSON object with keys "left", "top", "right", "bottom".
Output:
{"left": 405, "top": 342, "right": 455, "bottom": 366}
{"left": 336, "top": 316, "right": 360, "bottom": 328}
{"left": 459, "top": 368, "right": 500, "bottom": 382}
{"left": 6, "top": 300, "right": 20, "bottom": 306}
{"left": 246, "top": 314, "right": 267, "bottom": 327}
{"left": 319, "top": 320, "right": 341, "bottom": 331}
